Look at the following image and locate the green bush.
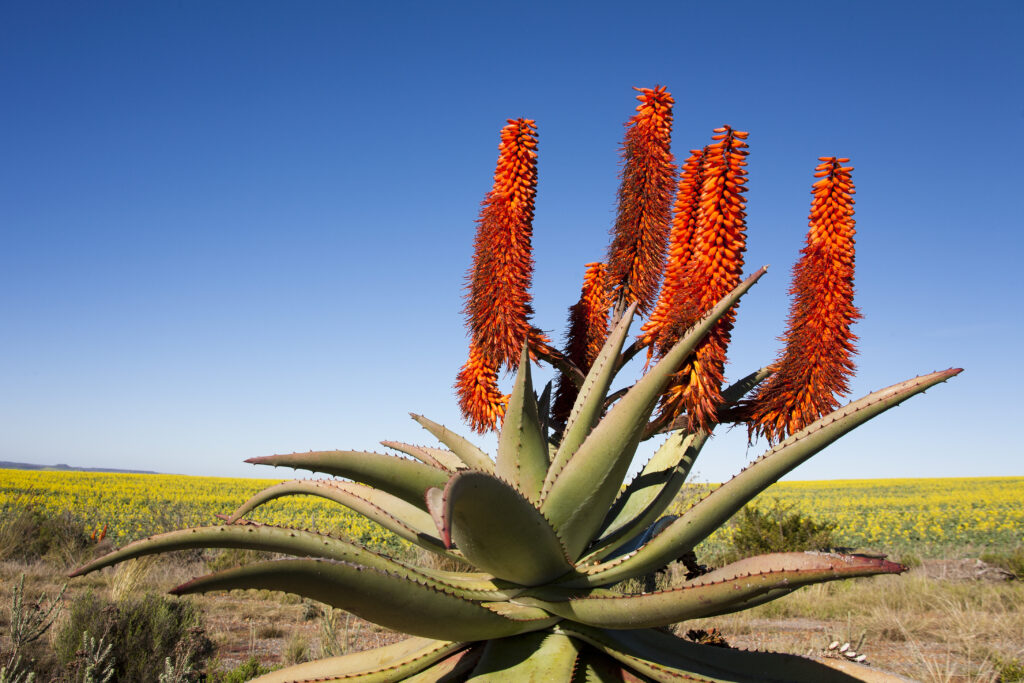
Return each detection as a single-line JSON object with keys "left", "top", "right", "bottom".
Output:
{"left": 0, "top": 502, "right": 92, "bottom": 564}
{"left": 53, "top": 592, "right": 214, "bottom": 683}
{"left": 996, "top": 656, "right": 1024, "bottom": 682}
{"left": 206, "top": 656, "right": 273, "bottom": 683}
{"left": 980, "top": 545, "right": 1024, "bottom": 578}
{"left": 724, "top": 500, "right": 837, "bottom": 564}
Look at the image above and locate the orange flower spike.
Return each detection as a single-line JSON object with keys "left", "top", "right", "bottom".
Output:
{"left": 640, "top": 147, "right": 707, "bottom": 355}
{"left": 606, "top": 86, "right": 677, "bottom": 315}
{"left": 464, "top": 118, "right": 541, "bottom": 370}
{"left": 455, "top": 342, "right": 509, "bottom": 434}
{"left": 551, "top": 263, "right": 611, "bottom": 430}
{"left": 660, "top": 127, "right": 750, "bottom": 432}
{"left": 747, "top": 158, "right": 860, "bottom": 444}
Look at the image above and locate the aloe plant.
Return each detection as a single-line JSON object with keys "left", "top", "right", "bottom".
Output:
{"left": 71, "top": 87, "right": 959, "bottom": 681}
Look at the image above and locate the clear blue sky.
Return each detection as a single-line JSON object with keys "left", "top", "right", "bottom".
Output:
{"left": 2, "top": 2, "right": 1021, "bottom": 481}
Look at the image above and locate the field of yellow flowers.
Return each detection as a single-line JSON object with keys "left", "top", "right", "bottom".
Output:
{"left": 1, "top": 469, "right": 1020, "bottom": 558}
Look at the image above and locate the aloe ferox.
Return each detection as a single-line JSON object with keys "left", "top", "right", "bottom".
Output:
{"left": 72, "top": 86, "right": 959, "bottom": 682}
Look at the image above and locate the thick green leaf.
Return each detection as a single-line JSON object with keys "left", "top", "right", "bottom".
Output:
{"left": 381, "top": 441, "right": 464, "bottom": 472}
{"left": 560, "top": 624, "right": 866, "bottom": 682}
{"left": 410, "top": 413, "right": 495, "bottom": 472}
{"left": 575, "top": 368, "right": 961, "bottom": 586}
{"left": 245, "top": 451, "right": 448, "bottom": 510}
{"left": 171, "top": 559, "right": 558, "bottom": 641}
{"left": 468, "top": 631, "right": 580, "bottom": 681}
{"left": 403, "top": 646, "right": 484, "bottom": 682}
{"left": 440, "top": 471, "right": 575, "bottom": 586}
{"left": 537, "top": 380, "right": 553, "bottom": 444}
{"left": 574, "top": 647, "right": 649, "bottom": 682}
{"left": 585, "top": 432, "right": 709, "bottom": 563}
{"left": 542, "top": 268, "right": 767, "bottom": 560}
{"left": 68, "top": 524, "right": 514, "bottom": 601}
{"left": 721, "top": 366, "right": 774, "bottom": 403}
{"left": 544, "top": 303, "right": 637, "bottom": 496}
{"left": 527, "top": 552, "right": 903, "bottom": 629}
{"left": 497, "top": 346, "right": 549, "bottom": 501}
{"left": 224, "top": 479, "right": 449, "bottom": 554}
{"left": 249, "top": 637, "right": 467, "bottom": 683}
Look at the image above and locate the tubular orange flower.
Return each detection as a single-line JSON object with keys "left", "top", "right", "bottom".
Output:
{"left": 639, "top": 147, "right": 707, "bottom": 357}
{"left": 605, "top": 86, "right": 677, "bottom": 315}
{"left": 455, "top": 342, "right": 508, "bottom": 434}
{"left": 464, "top": 118, "right": 541, "bottom": 370}
{"left": 658, "top": 127, "right": 750, "bottom": 432}
{"left": 747, "top": 157, "right": 860, "bottom": 443}
{"left": 551, "top": 262, "right": 610, "bottom": 431}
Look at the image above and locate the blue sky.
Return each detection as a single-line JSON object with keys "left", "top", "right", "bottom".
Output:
{"left": 2, "top": 1, "right": 1021, "bottom": 481}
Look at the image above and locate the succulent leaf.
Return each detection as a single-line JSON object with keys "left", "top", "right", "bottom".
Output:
{"left": 381, "top": 441, "right": 465, "bottom": 472}
{"left": 441, "top": 471, "right": 576, "bottom": 586}
{"left": 574, "top": 648, "right": 650, "bottom": 682}
{"left": 587, "top": 432, "right": 709, "bottom": 562}
{"left": 545, "top": 302, "right": 638, "bottom": 492}
{"left": 721, "top": 366, "right": 775, "bottom": 403}
{"left": 68, "top": 524, "right": 514, "bottom": 600}
{"left": 171, "top": 559, "right": 559, "bottom": 641}
{"left": 224, "top": 480, "right": 449, "bottom": 554}
{"left": 401, "top": 646, "right": 484, "bottom": 682}
{"left": 409, "top": 413, "right": 496, "bottom": 472}
{"left": 560, "top": 624, "right": 867, "bottom": 682}
{"left": 542, "top": 268, "right": 767, "bottom": 560}
{"left": 468, "top": 631, "right": 580, "bottom": 680}
{"left": 249, "top": 637, "right": 468, "bottom": 683}
{"left": 537, "top": 379, "right": 553, "bottom": 441}
{"left": 497, "top": 345, "right": 550, "bottom": 501}
{"left": 245, "top": 451, "right": 448, "bottom": 510}
{"left": 577, "top": 368, "right": 961, "bottom": 585}
{"left": 528, "top": 552, "right": 903, "bottom": 629}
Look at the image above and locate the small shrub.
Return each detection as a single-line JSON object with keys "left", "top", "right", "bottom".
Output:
{"left": 997, "top": 657, "right": 1024, "bottom": 682}
{"left": 256, "top": 623, "right": 284, "bottom": 639}
{"left": 206, "top": 656, "right": 272, "bottom": 683}
{"left": 980, "top": 545, "right": 1024, "bottom": 578}
{"left": 0, "top": 503, "right": 92, "bottom": 564}
{"left": 723, "top": 500, "right": 837, "bottom": 564}
{"left": 54, "top": 592, "right": 213, "bottom": 683}
{"left": 65, "top": 632, "right": 114, "bottom": 683}
{"left": 1, "top": 574, "right": 65, "bottom": 679}
{"left": 283, "top": 633, "right": 310, "bottom": 666}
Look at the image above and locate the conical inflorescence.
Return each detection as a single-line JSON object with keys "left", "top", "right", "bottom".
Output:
{"left": 747, "top": 157, "right": 860, "bottom": 443}
{"left": 458, "top": 118, "right": 543, "bottom": 431}
{"left": 605, "top": 85, "right": 677, "bottom": 316}
{"left": 657, "top": 126, "right": 750, "bottom": 433}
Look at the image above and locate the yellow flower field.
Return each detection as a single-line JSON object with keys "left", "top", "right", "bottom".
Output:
{"left": 0, "top": 469, "right": 402, "bottom": 554}
{"left": 676, "top": 476, "right": 1023, "bottom": 557}
{"left": 1, "top": 469, "right": 1020, "bottom": 557}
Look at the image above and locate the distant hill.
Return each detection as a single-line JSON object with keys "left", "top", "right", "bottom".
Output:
{"left": 0, "top": 460, "right": 158, "bottom": 475}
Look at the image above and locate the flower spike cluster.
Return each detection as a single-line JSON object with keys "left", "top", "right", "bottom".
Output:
{"left": 747, "top": 158, "right": 860, "bottom": 443}
{"left": 455, "top": 341, "right": 508, "bottom": 433}
{"left": 640, "top": 147, "right": 708, "bottom": 358}
{"left": 605, "top": 86, "right": 677, "bottom": 315}
{"left": 658, "top": 127, "right": 750, "bottom": 432}
{"left": 551, "top": 262, "right": 610, "bottom": 431}
{"left": 459, "top": 118, "right": 542, "bottom": 431}
{"left": 464, "top": 118, "right": 541, "bottom": 369}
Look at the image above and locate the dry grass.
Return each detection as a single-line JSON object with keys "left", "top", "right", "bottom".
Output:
{"left": 2, "top": 548, "right": 1023, "bottom": 681}
{"left": 678, "top": 567, "right": 1024, "bottom": 682}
